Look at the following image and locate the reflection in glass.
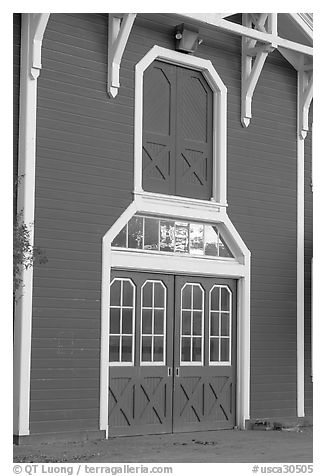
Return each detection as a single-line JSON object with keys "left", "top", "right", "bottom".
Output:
{"left": 110, "top": 280, "right": 121, "bottom": 307}
{"left": 144, "top": 217, "right": 159, "bottom": 250}
{"left": 112, "top": 225, "right": 127, "bottom": 248}
{"left": 128, "top": 216, "right": 143, "bottom": 249}
{"left": 159, "top": 220, "right": 175, "bottom": 252}
{"left": 142, "top": 309, "right": 152, "bottom": 334}
{"left": 154, "top": 310, "right": 164, "bottom": 334}
{"left": 153, "top": 336, "right": 164, "bottom": 362}
{"left": 142, "top": 336, "right": 152, "bottom": 362}
{"left": 210, "top": 338, "right": 219, "bottom": 362}
{"left": 182, "top": 285, "right": 191, "bottom": 309}
{"left": 121, "top": 336, "right": 132, "bottom": 362}
{"left": 221, "top": 288, "right": 230, "bottom": 311}
{"left": 192, "top": 337, "right": 202, "bottom": 362}
{"left": 220, "top": 338, "right": 229, "bottom": 362}
{"left": 204, "top": 225, "right": 218, "bottom": 256}
{"left": 210, "top": 287, "right": 220, "bottom": 311}
{"left": 122, "top": 308, "right": 133, "bottom": 334}
{"left": 142, "top": 282, "right": 153, "bottom": 308}
{"left": 218, "top": 234, "right": 233, "bottom": 258}
{"left": 192, "top": 312, "right": 202, "bottom": 336}
{"left": 182, "top": 311, "right": 191, "bottom": 335}
{"left": 154, "top": 282, "right": 165, "bottom": 308}
{"left": 193, "top": 285, "right": 203, "bottom": 310}
{"left": 109, "top": 336, "right": 120, "bottom": 362}
{"left": 181, "top": 337, "right": 191, "bottom": 362}
{"left": 210, "top": 312, "right": 219, "bottom": 336}
{"left": 175, "top": 222, "right": 189, "bottom": 253}
{"left": 220, "top": 314, "right": 229, "bottom": 336}
{"left": 189, "top": 223, "right": 204, "bottom": 255}
{"left": 110, "top": 308, "right": 120, "bottom": 334}
{"left": 122, "top": 281, "right": 134, "bottom": 306}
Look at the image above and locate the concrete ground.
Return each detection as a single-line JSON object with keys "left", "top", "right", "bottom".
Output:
{"left": 13, "top": 427, "right": 312, "bottom": 463}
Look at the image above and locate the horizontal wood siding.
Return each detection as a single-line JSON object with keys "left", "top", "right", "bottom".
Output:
{"left": 13, "top": 13, "right": 21, "bottom": 210}
{"left": 304, "top": 106, "right": 313, "bottom": 416}
{"left": 30, "top": 13, "right": 302, "bottom": 433}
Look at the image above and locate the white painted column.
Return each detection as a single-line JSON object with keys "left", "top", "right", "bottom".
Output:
{"left": 296, "top": 70, "right": 306, "bottom": 418}
{"left": 13, "top": 13, "right": 49, "bottom": 436}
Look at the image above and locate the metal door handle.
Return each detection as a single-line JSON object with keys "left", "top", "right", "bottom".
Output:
{"left": 175, "top": 367, "right": 180, "bottom": 377}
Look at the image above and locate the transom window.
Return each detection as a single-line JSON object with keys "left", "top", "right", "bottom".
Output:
{"left": 180, "top": 283, "right": 204, "bottom": 365}
{"left": 112, "top": 215, "right": 234, "bottom": 258}
{"left": 209, "top": 286, "right": 232, "bottom": 364}
{"left": 109, "top": 278, "right": 135, "bottom": 365}
{"left": 141, "top": 280, "right": 166, "bottom": 365}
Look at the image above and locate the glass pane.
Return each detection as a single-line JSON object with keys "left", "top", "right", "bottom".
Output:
{"left": 159, "top": 220, "right": 175, "bottom": 252}
{"left": 210, "top": 312, "right": 220, "bottom": 336}
{"left": 192, "top": 337, "right": 202, "bottom": 362}
{"left": 210, "top": 287, "right": 220, "bottom": 311}
{"left": 142, "top": 309, "right": 152, "bottom": 334}
{"left": 109, "top": 308, "right": 120, "bottom": 334}
{"left": 142, "top": 336, "right": 152, "bottom": 362}
{"left": 220, "top": 338, "right": 230, "bottom": 362}
{"left": 210, "top": 338, "right": 219, "bottom": 362}
{"left": 221, "top": 313, "right": 230, "bottom": 336}
{"left": 109, "top": 336, "right": 120, "bottom": 362}
{"left": 204, "top": 225, "right": 218, "bottom": 256}
{"left": 128, "top": 216, "right": 143, "bottom": 249}
{"left": 154, "top": 282, "right": 165, "bottom": 308}
{"left": 144, "top": 217, "right": 159, "bottom": 250}
{"left": 153, "top": 336, "right": 164, "bottom": 362}
{"left": 189, "top": 223, "right": 204, "bottom": 255}
{"left": 122, "top": 281, "right": 134, "bottom": 307}
{"left": 142, "top": 282, "right": 153, "bottom": 307}
{"left": 181, "top": 337, "right": 191, "bottom": 362}
{"left": 182, "top": 285, "right": 191, "bottom": 309}
{"left": 175, "top": 222, "right": 189, "bottom": 253}
{"left": 193, "top": 311, "right": 202, "bottom": 336}
{"left": 193, "top": 285, "right": 203, "bottom": 310}
{"left": 154, "top": 309, "right": 164, "bottom": 334}
{"left": 181, "top": 311, "right": 191, "bottom": 335}
{"left": 121, "top": 336, "right": 132, "bottom": 362}
{"left": 218, "top": 234, "right": 233, "bottom": 258}
{"left": 122, "top": 308, "right": 133, "bottom": 334}
{"left": 110, "top": 280, "right": 121, "bottom": 307}
{"left": 221, "top": 288, "right": 230, "bottom": 311}
{"left": 112, "top": 226, "right": 127, "bottom": 248}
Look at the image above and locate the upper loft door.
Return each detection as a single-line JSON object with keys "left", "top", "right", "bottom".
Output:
{"left": 142, "top": 60, "right": 213, "bottom": 200}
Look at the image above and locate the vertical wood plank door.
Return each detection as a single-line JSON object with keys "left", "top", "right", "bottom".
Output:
{"left": 108, "top": 272, "right": 236, "bottom": 436}
{"left": 142, "top": 61, "right": 213, "bottom": 200}
{"left": 108, "top": 271, "right": 174, "bottom": 436}
{"left": 173, "top": 276, "right": 237, "bottom": 432}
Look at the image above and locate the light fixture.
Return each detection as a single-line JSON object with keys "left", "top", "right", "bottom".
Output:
{"left": 174, "top": 23, "right": 203, "bottom": 54}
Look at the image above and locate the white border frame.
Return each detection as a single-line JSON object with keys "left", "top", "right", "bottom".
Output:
{"left": 179, "top": 283, "right": 205, "bottom": 366}
{"left": 209, "top": 285, "right": 232, "bottom": 366}
{"left": 100, "top": 46, "right": 251, "bottom": 434}
{"left": 108, "top": 278, "right": 136, "bottom": 367}
{"left": 140, "top": 280, "right": 167, "bottom": 366}
{"left": 134, "top": 45, "right": 228, "bottom": 207}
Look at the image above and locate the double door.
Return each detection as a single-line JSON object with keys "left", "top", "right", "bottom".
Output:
{"left": 108, "top": 271, "right": 236, "bottom": 436}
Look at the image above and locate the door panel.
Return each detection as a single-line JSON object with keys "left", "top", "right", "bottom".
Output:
{"left": 108, "top": 271, "right": 174, "bottom": 436}
{"left": 173, "top": 276, "right": 236, "bottom": 432}
{"left": 108, "top": 271, "right": 236, "bottom": 436}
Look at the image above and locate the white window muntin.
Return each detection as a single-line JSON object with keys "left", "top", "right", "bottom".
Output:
{"left": 180, "top": 283, "right": 204, "bottom": 366}
{"left": 209, "top": 285, "right": 232, "bottom": 366}
{"left": 109, "top": 278, "right": 135, "bottom": 366}
{"left": 140, "top": 280, "right": 167, "bottom": 366}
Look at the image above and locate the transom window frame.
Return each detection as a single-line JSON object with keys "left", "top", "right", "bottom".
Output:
{"left": 134, "top": 45, "right": 227, "bottom": 208}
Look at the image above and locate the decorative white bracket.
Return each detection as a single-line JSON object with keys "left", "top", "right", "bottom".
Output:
{"left": 241, "top": 13, "right": 277, "bottom": 127}
{"left": 298, "top": 67, "right": 313, "bottom": 140}
{"left": 28, "top": 13, "right": 50, "bottom": 79}
{"left": 108, "top": 13, "right": 137, "bottom": 98}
